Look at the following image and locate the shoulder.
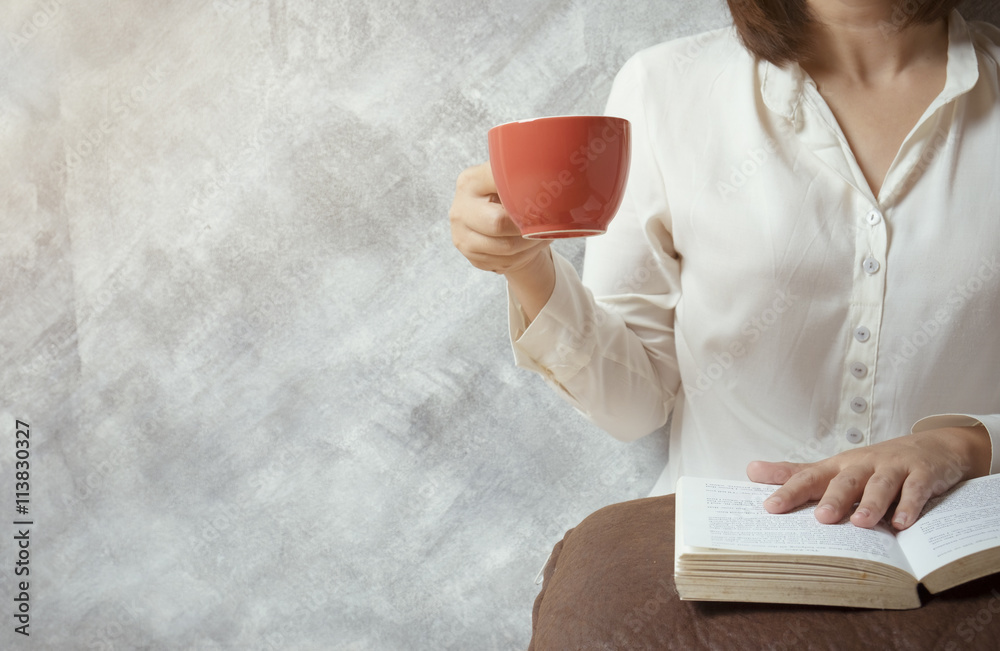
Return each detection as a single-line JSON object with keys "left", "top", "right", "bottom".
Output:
{"left": 607, "top": 26, "right": 756, "bottom": 115}
{"left": 967, "top": 19, "right": 1000, "bottom": 66}
{"left": 615, "top": 27, "right": 750, "bottom": 86}
{"left": 606, "top": 26, "right": 759, "bottom": 127}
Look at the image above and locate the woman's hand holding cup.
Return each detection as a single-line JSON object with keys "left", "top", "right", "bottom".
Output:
{"left": 449, "top": 162, "right": 553, "bottom": 276}
{"left": 450, "top": 115, "right": 630, "bottom": 319}
{"left": 449, "top": 162, "right": 555, "bottom": 320}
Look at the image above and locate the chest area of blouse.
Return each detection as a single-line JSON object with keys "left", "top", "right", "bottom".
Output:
{"left": 657, "top": 102, "right": 999, "bottom": 300}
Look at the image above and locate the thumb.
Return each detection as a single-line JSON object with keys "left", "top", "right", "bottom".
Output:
{"left": 746, "top": 460, "right": 806, "bottom": 485}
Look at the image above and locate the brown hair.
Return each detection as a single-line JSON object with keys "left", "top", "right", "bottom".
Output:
{"left": 726, "top": 0, "right": 962, "bottom": 66}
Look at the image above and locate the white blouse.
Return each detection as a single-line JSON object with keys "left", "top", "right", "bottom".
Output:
{"left": 509, "top": 11, "right": 1000, "bottom": 496}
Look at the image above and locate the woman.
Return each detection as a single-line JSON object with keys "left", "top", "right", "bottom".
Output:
{"left": 450, "top": 0, "right": 999, "bottom": 531}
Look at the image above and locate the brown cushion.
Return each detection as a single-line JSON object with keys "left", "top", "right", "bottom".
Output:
{"left": 529, "top": 495, "right": 1000, "bottom": 650}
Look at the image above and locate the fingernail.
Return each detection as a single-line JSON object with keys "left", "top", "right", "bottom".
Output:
{"left": 893, "top": 512, "right": 908, "bottom": 528}
{"left": 764, "top": 497, "right": 783, "bottom": 510}
{"left": 817, "top": 504, "right": 835, "bottom": 516}
{"left": 854, "top": 507, "right": 871, "bottom": 520}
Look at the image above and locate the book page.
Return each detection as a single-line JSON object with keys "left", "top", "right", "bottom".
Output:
{"left": 895, "top": 474, "right": 1000, "bottom": 580}
{"left": 678, "top": 477, "right": 913, "bottom": 572}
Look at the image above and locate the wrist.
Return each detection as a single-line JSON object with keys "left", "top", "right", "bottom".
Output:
{"left": 504, "top": 247, "right": 555, "bottom": 322}
{"left": 950, "top": 424, "right": 991, "bottom": 479}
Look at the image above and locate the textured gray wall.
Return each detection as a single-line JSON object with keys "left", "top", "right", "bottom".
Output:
{"left": 1, "top": 1, "right": 996, "bottom": 649}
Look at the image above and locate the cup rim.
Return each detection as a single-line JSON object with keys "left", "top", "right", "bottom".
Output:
{"left": 489, "top": 115, "right": 629, "bottom": 131}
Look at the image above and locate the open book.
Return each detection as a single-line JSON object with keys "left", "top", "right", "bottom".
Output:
{"left": 674, "top": 474, "right": 1000, "bottom": 609}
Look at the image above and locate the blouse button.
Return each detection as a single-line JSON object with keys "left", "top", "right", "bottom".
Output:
{"left": 851, "top": 397, "right": 868, "bottom": 413}
{"left": 863, "top": 257, "right": 880, "bottom": 275}
{"left": 866, "top": 210, "right": 883, "bottom": 226}
{"left": 846, "top": 428, "right": 864, "bottom": 444}
{"left": 854, "top": 326, "right": 871, "bottom": 343}
{"left": 851, "top": 362, "right": 868, "bottom": 379}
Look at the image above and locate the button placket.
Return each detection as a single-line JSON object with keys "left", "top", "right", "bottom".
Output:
{"left": 837, "top": 204, "right": 888, "bottom": 447}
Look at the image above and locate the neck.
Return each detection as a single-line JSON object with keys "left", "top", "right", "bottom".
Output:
{"left": 802, "top": 0, "right": 949, "bottom": 83}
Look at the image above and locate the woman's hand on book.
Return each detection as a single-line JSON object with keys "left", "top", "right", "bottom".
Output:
{"left": 746, "top": 425, "right": 991, "bottom": 530}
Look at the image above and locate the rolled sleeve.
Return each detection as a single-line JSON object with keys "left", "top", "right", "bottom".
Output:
{"left": 507, "top": 246, "right": 680, "bottom": 440}
{"left": 509, "top": 252, "right": 598, "bottom": 381}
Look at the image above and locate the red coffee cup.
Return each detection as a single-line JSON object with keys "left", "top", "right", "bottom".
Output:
{"left": 488, "top": 115, "right": 631, "bottom": 239}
